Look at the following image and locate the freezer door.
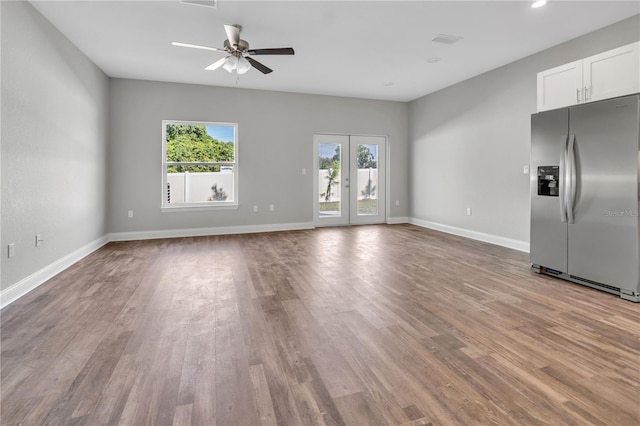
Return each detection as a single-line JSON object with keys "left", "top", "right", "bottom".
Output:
{"left": 530, "top": 109, "right": 569, "bottom": 273}
{"left": 568, "top": 95, "right": 639, "bottom": 292}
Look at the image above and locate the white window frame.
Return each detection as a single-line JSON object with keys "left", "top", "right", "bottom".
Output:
{"left": 161, "top": 120, "right": 239, "bottom": 211}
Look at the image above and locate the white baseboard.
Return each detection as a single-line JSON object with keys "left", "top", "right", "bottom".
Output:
{"left": 387, "top": 216, "right": 409, "bottom": 224}
{"left": 108, "top": 222, "right": 315, "bottom": 241}
{"left": 1, "top": 235, "right": 109, "bottom": 309}
{"left": 409, "top": 217, "right": 530, "bottom": 253}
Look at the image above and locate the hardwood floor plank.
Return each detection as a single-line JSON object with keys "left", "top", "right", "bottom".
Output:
{"left": 1, "top": 225, "right": 638, "bottom": 425}
{"left": 305, "top": 359, "right": 345, "bottom": 426}
{"left": 333, "top": 391, "right": 387, "bottom": 426}
{"left": 322, "top": 318, "right": 410, "bottom": 425}
{"left": 172, "top": 403, "right": 194, "bottom": 426}
{"left": 249, "top": 363, "right": 279, "bottom": 426}
{"left": 281, "top": 301, "right": 365, "bottom": 399}
{"left": 539, "top": 364, "right": 638, "bottom": 425}
{"left": 89, "top": 353, "right": 138, "bottom": 425}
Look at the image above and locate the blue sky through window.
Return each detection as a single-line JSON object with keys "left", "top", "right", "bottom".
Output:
{"left": 206, "top": 125, "right": 235, "bottom": 142}
{"left": 319, "top": 143, "right": 339, "bottom": 159}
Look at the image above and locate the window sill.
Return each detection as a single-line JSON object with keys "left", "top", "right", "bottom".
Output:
{"left": 161, "top": 204, "right": 239, "bottom": 213}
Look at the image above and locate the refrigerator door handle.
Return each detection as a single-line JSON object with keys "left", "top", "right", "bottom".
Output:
{"left": 560, "top": 134, "right": 569, "bottom": 222}
{"left": 567, "top": 134, "right": 577, "bottom": 224}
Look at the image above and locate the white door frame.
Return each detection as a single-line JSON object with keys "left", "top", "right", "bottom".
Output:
{"left": 313, "top": 133, "right": 387, "bottom": 227}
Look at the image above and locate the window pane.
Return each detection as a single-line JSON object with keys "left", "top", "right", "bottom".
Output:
{"left": 357, "top": 144, "right": 378, "bottom": 215}
{"left": 163, "top": 121, "right": 237, "bottom": 207}
{"left": 318, "top": 142, "right": 341, "bottom": 217}
{"left": 167, "top": 164, "right": 228, "bottom": 173}
{"left": 167, "top": 166, "right": 235, "bottom": 204}
{"left": 165, "top": 124, "right": 235, "bottom": 164}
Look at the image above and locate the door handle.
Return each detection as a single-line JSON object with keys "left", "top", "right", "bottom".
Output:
{"left": 567, "top": 134, "right": 577, "bottom": 224}
{"left": 560, "top": 134, "right": 569, "bottom": 222}
{"left": 576, "top": 88, "right": 582, "bottom": 103}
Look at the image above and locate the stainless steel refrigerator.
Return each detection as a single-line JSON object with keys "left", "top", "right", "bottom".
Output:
{"left": 530, "top": 94, "right": 640, "bottom": 302}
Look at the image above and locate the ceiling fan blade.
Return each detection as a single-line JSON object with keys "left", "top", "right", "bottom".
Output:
{"left": 224, "top": 25, "right": 241, "bottom": 49}
{"left": 246, "top": 57, "right": 273, "bottom": 74}
{"left": 205, "top": 56, "right": 229, "bottom": 71}
{"left": 247, "top": 47, "right": 295, "bottom": 55}
{"left": 172, "top": 41, "right": 224, "bottom": 52}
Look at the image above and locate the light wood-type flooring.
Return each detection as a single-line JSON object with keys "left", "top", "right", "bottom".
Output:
{"left": 1, "top": 224, "right": 639, "bottom": 425}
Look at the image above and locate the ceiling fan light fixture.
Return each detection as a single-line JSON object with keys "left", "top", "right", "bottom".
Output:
{"left": 223, "top": 55, "right": 238, "bottom": 72}
{"left": 237, "top": 56, "right": 251, "bottom": 74}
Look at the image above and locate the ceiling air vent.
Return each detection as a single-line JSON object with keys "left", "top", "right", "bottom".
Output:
{"left": 432, "top": 34, "right": 463, "bottom": 45}
{"left": 180, "top": 0, "right": 217, "bottom": 9}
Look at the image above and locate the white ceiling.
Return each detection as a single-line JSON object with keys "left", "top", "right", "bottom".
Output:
{"left": 31, "top": 1, "right": 640, "bottom": 102}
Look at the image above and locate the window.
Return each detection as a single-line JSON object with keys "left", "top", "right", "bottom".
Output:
{"left": 162, "top": 120, "right": 238, "bottom": 209}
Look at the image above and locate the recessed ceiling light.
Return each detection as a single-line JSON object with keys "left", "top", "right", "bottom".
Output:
{"left": 531, "top": 0, "right": 547, "bottom": 8}
{"left": 427, "top": 57, "right": 441, "bottom": 64}
{"left": 383, "top": 82, "right": 394, "bottom": 87}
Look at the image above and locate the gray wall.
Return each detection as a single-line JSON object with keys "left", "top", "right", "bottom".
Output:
{"left": 1, "top": 1, "right": 109, "bottom": 290}
{"left": 409, "top": 15, "right": 640, "bottom": 245}
{"left": 108, "top": 79, "right": 409, "bottom": 233}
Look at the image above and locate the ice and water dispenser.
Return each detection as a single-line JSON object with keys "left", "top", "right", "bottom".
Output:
{"left": 537, "top": 166, "right": 559, "bottom": 196}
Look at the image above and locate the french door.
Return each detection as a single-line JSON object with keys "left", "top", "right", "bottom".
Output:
{"left": 313, "top": 134, "right": 386, "bottom": 226}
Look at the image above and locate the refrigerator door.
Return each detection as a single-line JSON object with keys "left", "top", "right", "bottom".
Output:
{"left": 568, "top": 95, "right": 639, "bottom": 292}
{"left": 530, "top": 109, "right": 569, "bottom": 273}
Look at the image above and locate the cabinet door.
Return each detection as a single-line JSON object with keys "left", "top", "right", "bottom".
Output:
{"left": 583, "top": 42, "right": 639, "bottom": 103}
{"left": 537, "top": 60, "right": 583, "bottom": 112}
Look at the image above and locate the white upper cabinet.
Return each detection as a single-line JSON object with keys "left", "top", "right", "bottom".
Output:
{"left": 537, "top": 42, "right": 639, "bottom": 112}
{"left": 583, "top": 43, "right": 639, "bottom": 103}
{"left": 537, "top": 60, "right": 583, "bottom": 111}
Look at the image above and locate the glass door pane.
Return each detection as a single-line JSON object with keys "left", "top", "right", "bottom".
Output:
{"left": 318, "top": 142, "right": 342, "bottom": 217}
{"left": 350, "top": 136, "right": 386, "bottom": 225}
{"left": 313, "top": 134, "right": 350, "bottom": 226}
{"left": 356, "top": 143, "right": 379, "bottom": 216}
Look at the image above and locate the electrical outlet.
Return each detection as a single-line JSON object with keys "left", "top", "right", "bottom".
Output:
{"left": 36, "top": 234, "right": 44, "bottom": 247}
{"left": 269, "top": 204, "right": 275, "bottom": 212}
{"left": 8, "top": 243, "right": 15, "bottom": 258}
{"left": 128, "top": 210, "right": 134, "bottom": 218}
{"left": 467, "top": 207, "right": 472, "bottom": 216}
{"left": 523, "top": 165, "right": 530, "bottom": 174}
{"left": 253, "top": 205, "right": 258, "bottom": 212}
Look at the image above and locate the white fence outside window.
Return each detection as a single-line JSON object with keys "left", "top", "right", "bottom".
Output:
{"left": 167, "top": 172, "right": 235, "bottom": 203}
{"left": 167, "top": 169, "right": 376, "bottom": 204}
{"left": 318, "top": 169, "right": 378, "bottom": 202}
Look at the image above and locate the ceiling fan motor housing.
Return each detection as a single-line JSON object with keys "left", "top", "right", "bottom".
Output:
{"left": 224, "top": 39, "right": 249, "bottom": 52}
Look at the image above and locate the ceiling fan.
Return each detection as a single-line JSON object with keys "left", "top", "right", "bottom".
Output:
{"left": 172, "top": 24, "right": 294, "bottom": 75}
